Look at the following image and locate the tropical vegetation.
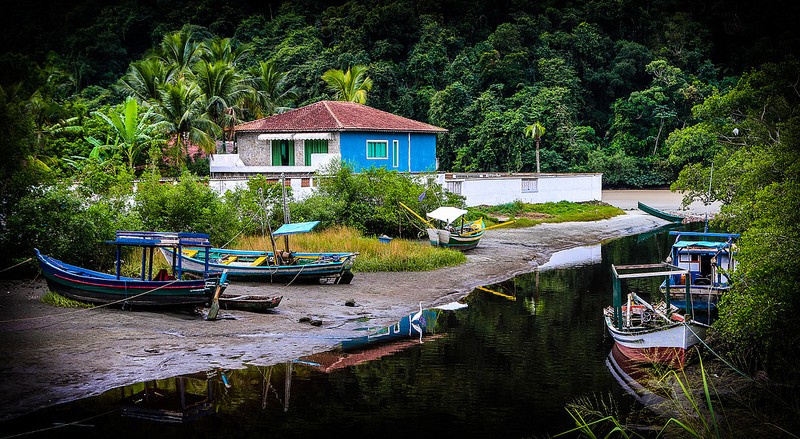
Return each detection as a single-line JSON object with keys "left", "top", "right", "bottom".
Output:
{"left": 0, "top": 0, "right": 799, "bottom": 424}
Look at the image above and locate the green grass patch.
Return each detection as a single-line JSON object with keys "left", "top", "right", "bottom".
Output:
{"left": 470, "top": 200, "right": 623, "bottom": 228}
{"left": 40, "top": 291, "right": 94, "bottom": 308}
{"left": 234, "top": 225, "right": 466, "bottom": 272}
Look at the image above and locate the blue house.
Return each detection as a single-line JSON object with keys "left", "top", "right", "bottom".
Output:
{"left": 211, "top": 101, "right": 447, "bottom": 179}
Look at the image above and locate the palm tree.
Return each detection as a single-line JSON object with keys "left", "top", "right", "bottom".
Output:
{"left": 193, "top": 60, "right": 248, "bottom": 142}
{"left": 244, "top": 60, "right": 298, "bottom": 118}
{"left": 200, "top": 37, "right": 251, "bottom": 66}
{"left": 92, "top": 96, "right": 155, "bottom": 170}
{"left": 524, "top": 121, "right": 546, "bottom": 173}
{"left": 321, "top": 65, "right": 373, "bottom": 104}
{"left": 158, "top": 31, "right": 202, "bottom": 78}
{"left": 120, "top": 58, "right": 176, "bottom": 103}
{"left": 152, "top": 79, "right": 219, "bottom": 171}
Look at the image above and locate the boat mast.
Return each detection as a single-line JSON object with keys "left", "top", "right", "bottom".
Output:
{"left": 258, "top": 187, "right": 280, "bottom": 266}
{"left": 704, "top": 163, "right": 713, "bottom": 233}
{"left": 281, "top": 173, "right": 290, "bottom": 254}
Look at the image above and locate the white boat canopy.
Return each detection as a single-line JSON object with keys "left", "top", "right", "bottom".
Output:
{"left": 426, "top": 207, "right": 468, "bottom": 225}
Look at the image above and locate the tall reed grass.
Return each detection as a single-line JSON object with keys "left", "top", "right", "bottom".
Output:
{"left": 233, "top": 225, "right": 466, "bottom": 272}
{"left": 557, "top": 356, "right": 740, "bottom": 438}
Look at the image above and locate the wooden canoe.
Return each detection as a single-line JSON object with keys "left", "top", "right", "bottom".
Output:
{"left": 637, "top": 201, "right": 684, "bottom": 223}
{"left": 218, "top": 294, "right": 282, "bottom": 312}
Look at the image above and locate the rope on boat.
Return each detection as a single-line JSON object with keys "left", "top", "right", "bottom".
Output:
{"left": 0, "top": 257, "right": 33, "bottom": 273}
{"left": 283, "top": 262, "right": 306, "bottom": 287}
{"left": 0, "top": 279, "right": 181, "bottom": 324}
{"left": 684, "top": 323, "right": 754, "bottom": 381}
{"left": 219, "top": 215, "right": 256, "bottom": 249}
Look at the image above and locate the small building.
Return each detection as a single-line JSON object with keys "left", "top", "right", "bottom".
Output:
{"left": 208, "top": 100, "right": 602, "bottom": 206}
{"left": 212, "top": 100, "right": 447, "bottom": 179}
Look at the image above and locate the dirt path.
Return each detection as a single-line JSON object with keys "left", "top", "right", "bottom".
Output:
{"left": 0, "top": 207, "right": 678, "bottom": 421}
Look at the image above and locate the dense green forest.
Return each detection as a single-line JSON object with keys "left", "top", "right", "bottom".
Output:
{"left": 1, "top": 0, "right": 799, "bottom": 383}
{"left": 1, "top": 0, "right": 797, "bottom": 183}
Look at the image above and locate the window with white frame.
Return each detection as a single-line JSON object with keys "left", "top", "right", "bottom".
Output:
{"left": 367, "top": 140, "right": 388, "bottom": 159}
{"left": 521, "top": 178, "right": 538, "bottom": 193}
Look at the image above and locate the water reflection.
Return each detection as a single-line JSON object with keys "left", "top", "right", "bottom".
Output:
{"left": 120, "top": 371, "right": 218, "bottom": 423}
{"left": 297, "top": 306, "right": 447, "bottom": 372}
{"left": 539, "top": 243, "right": 601, "bottom": 269}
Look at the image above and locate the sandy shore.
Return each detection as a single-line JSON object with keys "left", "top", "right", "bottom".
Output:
{"left": 0, "top": 192, "right": 707, "bottom": 421}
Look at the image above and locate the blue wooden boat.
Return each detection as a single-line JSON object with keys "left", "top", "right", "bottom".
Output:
{"left": 638, "top": 201, "right": 684, "bottom": 223}
{"left": 661, "top": 231, "right": 739, "bottom": 311}
{"left": 36, "top": 231, "right": 225, "bottom": 308}
{"left": 161, "top": 221, "right": 357, "bottom": 284}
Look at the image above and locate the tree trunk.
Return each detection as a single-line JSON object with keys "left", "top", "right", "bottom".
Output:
{"left": 536, "top": 139, "right": 541, "bottom": 174}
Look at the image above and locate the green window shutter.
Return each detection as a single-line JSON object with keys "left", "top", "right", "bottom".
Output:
{"left": 271, "top": 142, "right": 282, "bottom": 166}
{"left": 304, "top": 140, "right": 329, "bottom": 166}
{"left": 272, "top": 140, "right": 296, "bottom": 165}
{"left": 367, "top": 141, "right": 387, "bottom": 158}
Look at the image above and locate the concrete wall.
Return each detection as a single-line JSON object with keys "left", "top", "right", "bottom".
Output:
{"left": 208, "top": 172, "right": 602, "bottom": 207}
{"left": 234, "top": 132, "right": 341, "bottom": 167}
{"left": 435, "top": 173, "right": 602, "bottom": 206}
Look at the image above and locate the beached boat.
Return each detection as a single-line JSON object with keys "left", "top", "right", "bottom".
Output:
{"left": 638, "top": 201, "right": 684, "bottom": 223}
{"left": 161, "top": 221, "right": 357, "bottom": 284}
{"left": 425, "top": 206, "right": 485, "bottom": 250}
{"left": 218, "top": 294, "right": 282, "bottom": 312}
{"left": 399, "top": 202, "right": 514, "bottom": 251}
{"left": 35, "top": 231, "right": 225, "bottom": 308}
{"left": 604, "top": 263, "right": 709, "bottom": 367}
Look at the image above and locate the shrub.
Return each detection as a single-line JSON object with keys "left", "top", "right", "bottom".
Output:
{"left": 133, "top": 171, "right": 240, "bottom": 246}
{"left": 302, "top": 161, "right": 464, "bottom": 238}
{"left": 2, "top": 183, "right": 133, "bottom": 270}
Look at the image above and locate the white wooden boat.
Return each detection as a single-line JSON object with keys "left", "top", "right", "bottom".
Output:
{"left": 604, "top": 263, "right": 709, "bottom": 367}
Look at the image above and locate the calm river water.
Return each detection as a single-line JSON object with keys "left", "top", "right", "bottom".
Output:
{"left": 1, "top": 224, "right": 686, "bottom": 438}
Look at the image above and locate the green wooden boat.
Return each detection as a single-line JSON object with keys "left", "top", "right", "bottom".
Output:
{"left": 637, "top": 201, "right": 684, "bottom": 223}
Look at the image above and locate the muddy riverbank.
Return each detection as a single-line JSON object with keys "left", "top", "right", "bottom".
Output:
{"left": 0, "top": 209, "right": 676, "bottom": 421}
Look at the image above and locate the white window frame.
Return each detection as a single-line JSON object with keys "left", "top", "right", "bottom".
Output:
{"left": 392, "top": 140, "right": 399, "bottom": 167}
{"left": 521, "top": 178, "right": 538, "bottom": 193}
{"left": 446, "top": 180, "right": 463, "bottom": 194}
{"left": 366, "top": 140, "right": 389, "bottom": 160}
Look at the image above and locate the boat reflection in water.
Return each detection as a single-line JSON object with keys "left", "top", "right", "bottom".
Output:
{"left": 120, "top": 370, "right": 221, "bottom": 423}
{"left": 606, "top": 344, "right": 684, "bottom": 420}
{"left": 297, "top": 302, "right": 463, "bottom": 373}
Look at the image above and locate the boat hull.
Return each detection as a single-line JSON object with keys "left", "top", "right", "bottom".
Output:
{"left": 426, "top": 228, "right": 483, "bottom": 251}
{"left": 605, "top": 315, "right": 707, "bottom": 367}
{"left": 161, "top": 247, "right": 356, "bottom": 284}
{"left": 638, "top": 201, "right": 684, "bottom": 222}
{"left": 218, "top": 294, "right": 282, "bottom": 312}
{"left": 36, "top": 251, "right": 214, "bottom": 307}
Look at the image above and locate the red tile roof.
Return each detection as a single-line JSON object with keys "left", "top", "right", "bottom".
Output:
{"left": 234, "top": 100, "right": 447, "bottom": 133}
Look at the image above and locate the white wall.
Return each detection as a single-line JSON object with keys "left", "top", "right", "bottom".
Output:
{"left": 208, "top": 172, "right": 602, "bottom": 207}
{"left": 437, "top": 173, "right": 602, "bottom": 206}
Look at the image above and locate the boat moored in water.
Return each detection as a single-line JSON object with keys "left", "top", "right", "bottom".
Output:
{"left": 604, "top": 263, "right": 710, "bottom": 368}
